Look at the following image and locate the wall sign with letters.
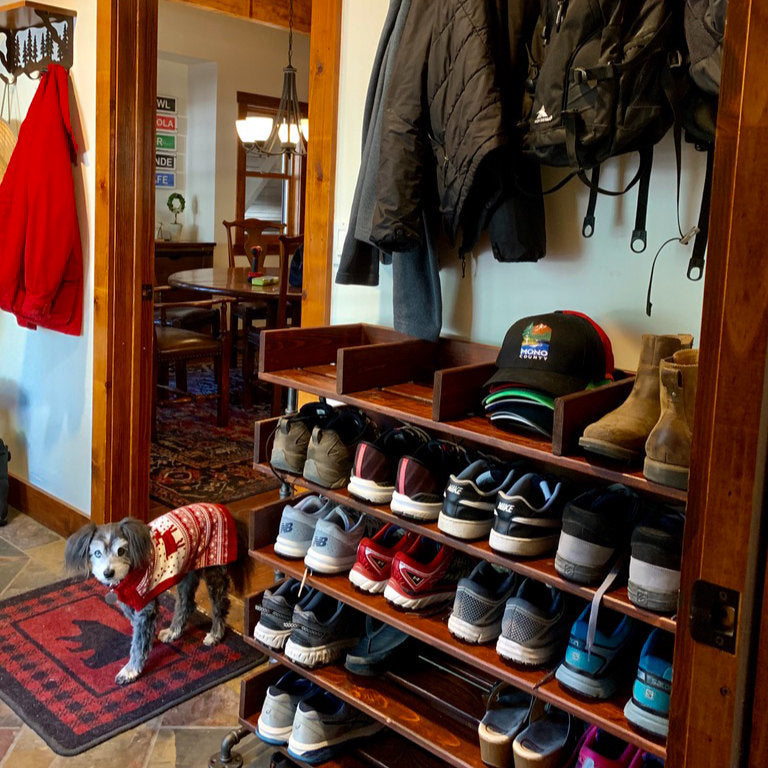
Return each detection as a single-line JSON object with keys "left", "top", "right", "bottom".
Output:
{"left": 155, "top": 153, "right": 176, "bottom": 170}
{"left": 156, "top": 95, "right": 177, "bottom": 113}
{"left": 156, "top": 172, "right": 176, "bottom": 188}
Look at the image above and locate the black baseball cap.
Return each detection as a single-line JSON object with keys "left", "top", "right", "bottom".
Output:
{"left": 485, "top": 311, "right": 611, "bottom": 397}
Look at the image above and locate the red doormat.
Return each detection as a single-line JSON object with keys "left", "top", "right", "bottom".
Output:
{"left": 151, "top": 364, "right": 279, "bottom": 507}
{"left": 0, "top": 577, "right": 265, "bottom": 755}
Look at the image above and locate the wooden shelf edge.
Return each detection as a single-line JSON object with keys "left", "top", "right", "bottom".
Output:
{"left": 267, "top": 472, "right": 677, "bottom": 635}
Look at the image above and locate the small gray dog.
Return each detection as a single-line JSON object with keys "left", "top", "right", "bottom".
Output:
{"left": 65, "top": 503, "right": 237, "bottom": 685}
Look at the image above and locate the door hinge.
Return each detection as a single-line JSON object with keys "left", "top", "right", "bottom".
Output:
{"left": 141, "top": 284, "right": 153, "bottom": 301}
{"left": 689, "top": 579, "right": 739, "bottom": 654}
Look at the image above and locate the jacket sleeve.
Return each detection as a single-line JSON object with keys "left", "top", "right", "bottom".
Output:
{"left": 369, "top": 1, "right": 434, "bottom": 253}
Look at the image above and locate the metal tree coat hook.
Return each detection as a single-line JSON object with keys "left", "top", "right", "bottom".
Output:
{"left": 0, "top": 7, "right": 75, "bottom": 84}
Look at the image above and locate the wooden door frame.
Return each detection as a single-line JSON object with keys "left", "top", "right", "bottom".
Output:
{"left": 92, "top": 0, "right": 336, "bottom": 524}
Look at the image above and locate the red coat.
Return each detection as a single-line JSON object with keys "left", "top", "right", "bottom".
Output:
{"left": 0, "top": 63, "right": 82, "bottom": 335}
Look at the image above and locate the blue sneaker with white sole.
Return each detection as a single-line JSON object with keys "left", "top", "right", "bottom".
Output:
{"left": 257, "top": 671, "right": 319, "bottom": 745}
{"left": 624, "top": 629, "right": 674, "bottom": 738}
{"left": 555, "top": 606, "right": 639, "bottom": 700}
{"left": 304, "top": 506, "right": 366, "bottom": 574}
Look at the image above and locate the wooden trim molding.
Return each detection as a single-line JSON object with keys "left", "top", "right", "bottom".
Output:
{"left": 302, "top": 0, "right": 341, "bottom": 326}
{"left": 170, "top": 0, "right": 312, "bottom": 33}
{"left": 92, "top": 0, "right": 158, "bottom": 524}
{"left": 10, "top": 475, "right": 89, "bottom": 539}
{"left": 668, "top": 1, "right": 768, "bottom": 766}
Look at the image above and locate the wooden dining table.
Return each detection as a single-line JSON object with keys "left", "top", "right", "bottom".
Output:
{"left": 167, "top": 266, "right": 302, "bottom": 302}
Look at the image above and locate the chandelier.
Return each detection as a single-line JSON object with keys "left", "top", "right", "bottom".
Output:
{"left": 236, "top": 0, "right": 308, "bottom": 156}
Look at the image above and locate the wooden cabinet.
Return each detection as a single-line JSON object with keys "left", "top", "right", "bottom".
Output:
{"left": 154, "top": 241, "right": 214, "bottom": 301}
{"left": 238, "top": 324, "right": 685, "bottom": 766}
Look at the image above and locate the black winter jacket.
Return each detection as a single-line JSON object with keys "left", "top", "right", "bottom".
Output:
{"left": 370, "top": 0, "right": 543, "bottom": 257}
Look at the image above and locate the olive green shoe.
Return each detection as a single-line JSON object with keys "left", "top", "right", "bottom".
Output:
{"left": 270, "top": 402, "right": 336, "bottom": 474}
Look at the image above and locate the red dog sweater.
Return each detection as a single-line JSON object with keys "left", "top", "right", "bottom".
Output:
{"left": 115, "top": 503, "right": 237, "bottom": 611}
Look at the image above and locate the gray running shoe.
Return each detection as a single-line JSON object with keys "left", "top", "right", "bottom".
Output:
{"left": 257, "top": 671, "right": 319, "bottom": 745}
{"left": 448, "top": 561, "right": 519, "bottom": 644}
{"left": 496, "top": 579, "right": 571, "bottom": 666}
{"left": 274, "top": 495, "right": 333, "bottom": 559}
{"left": 270, "top": 402, "right": 336, "bottom": 474}
{"left": 287, "top": 689, "right": 383, "bottom": 764}
{"left": 303, "top": 407, "right": 377, "bottom": 489}
{"left": 253, "top": 580, "right": 315, "bottom": 650}
{"left": 285, "top": 590, "right": 363, "bottom": 668}
{"left": 304, "top": 506, "right": 366, "bottom": 574}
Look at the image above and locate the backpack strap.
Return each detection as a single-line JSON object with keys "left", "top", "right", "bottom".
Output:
{"left": 631, "top": 145, "right": 654, "bottom": 253}
{"left": 687, "top": 144, "right": 714, "bottom": 280}
{"left": 582, "top": 166, "right": 600, "bottom": 238}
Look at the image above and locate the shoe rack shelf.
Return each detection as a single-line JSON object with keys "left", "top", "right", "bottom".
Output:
{"left": 240, "top": 663, "right": 448, "bottom": 768}
{"left": 246, "top": 500, "right": 666, "bottom": 761}
{"left": 257, "top": 324, "right": 685, "bottom": 503}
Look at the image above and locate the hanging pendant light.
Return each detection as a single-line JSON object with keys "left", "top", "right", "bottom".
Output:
{"left": 236, "top": 0, "right": 308, "bottom": 156}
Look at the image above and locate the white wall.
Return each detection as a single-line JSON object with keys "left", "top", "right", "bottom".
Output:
{"left": 0, "top": 2, "right": 96, "bottom": 513}
{"left": 157, "top": 1, "right": 310, "bottom": 263}
{"left": 332, "top": 1, "right": 707, "bottom": 371}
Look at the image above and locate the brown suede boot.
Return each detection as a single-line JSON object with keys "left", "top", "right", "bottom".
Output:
{"left": 643, "top": 348, "right": 699, "bottom": 489}
{"left": 579, "top": 334, "right": 694, "bottom": 462}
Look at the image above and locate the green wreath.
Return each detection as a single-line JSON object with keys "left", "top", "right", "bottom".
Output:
{"left": 167, "top": 192, "right": 186, "bottom": 223}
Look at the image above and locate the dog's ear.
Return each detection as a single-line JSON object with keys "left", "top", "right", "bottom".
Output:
{"left": 65, "top": 523, "right": 97, "bottom": 576}
{"left": 118, "top": 517, "right": 153, "bottom": 570}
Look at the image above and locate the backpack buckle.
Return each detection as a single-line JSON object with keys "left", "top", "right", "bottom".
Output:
{"left": 573, "top": 67, "right": 588, "bottom": 84}
{"left": 668, "top": 50, "right": 684, "bottom": 69}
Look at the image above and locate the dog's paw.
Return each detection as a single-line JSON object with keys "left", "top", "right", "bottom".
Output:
{"left": 158, "top": 627, "right": 180, "bottom": 643}
{"left": 115, "top": 665, "right": 140, "bottom": 685}
{"left": 203, "top": 630, "right": 224, "bottom": 646}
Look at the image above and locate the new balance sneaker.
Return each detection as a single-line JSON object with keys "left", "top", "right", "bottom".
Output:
{"left": 496, "top": 579, "right": 571, "bottom": 666}
{"left": 438, "top": 459, "right": 523, "bottom": 540}
{"left": 624, "top": 629, "right": 674, "bottom": 738}
{"left": 555, "top": 484, "right": 641, "bottom": 585}
{"left": 488, "top": 473, "right": 566, "bottom": 556}
{"left": 303, "top": 407, "right": 378, "bottom": 489}
{"left": 253, "top": 579, "right": 314, "bottom": 650}
{"left": 574, "top": 726, "right": 640, "bottom": 768}
{"left": 285, "top": 590, "right": 364, "bottom": 668}
{"left": 257, "top": 671, "right": 319, "bottom": 745}
{"left": 348, "top": 424, "right": 431, "bottom": 504}
{"left": 348, "top": 524, "right": 419, "bottom": 594}
{"left": 628, "top": 509, "right": 685, "bottom": 613}
{"left": 390, "top": 440, "right": 470, "bottom": 521}
{"left": 287, "top": 689, "right": 383, "bottom": 764}
{"left": 383, "top": 537, "right": 464, "bottom": 610}
{"left": 270, "top": 401, "right": 337, "bottom": 474}
{"left": 448, "top": 561, "right": 519, "bottom": 644}
{"left": 555, "top": 606, "right": 640, "bottom": 700}
{"left": 274, "top": 495, "right": 334, "bottom": 559}
{"left": 303, "top": 506, "right": 366, "bottom": 574}
{"left": 344, "top": 617, "right": 413, "bottom": 676}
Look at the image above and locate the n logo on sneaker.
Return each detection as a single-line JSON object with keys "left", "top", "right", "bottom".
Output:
{"left": 368, "top": 555, "right": 388, "bottom": 571}
{"left": 404, "top": 572, "right": 424, "bottom": 588}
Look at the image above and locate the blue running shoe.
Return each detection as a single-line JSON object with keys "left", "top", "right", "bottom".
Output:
{"left": 257, "top": 671, "right": 319, "bottom": 745}
{"left": 555, "top": 606, "right": 639, "bottom": 699}
{"left": 624, "top": 629, "right": 674, "bottom": 738}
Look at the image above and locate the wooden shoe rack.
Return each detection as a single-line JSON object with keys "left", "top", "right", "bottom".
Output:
{"left": 239, "top": 323, "right": 684, "bottom": 767}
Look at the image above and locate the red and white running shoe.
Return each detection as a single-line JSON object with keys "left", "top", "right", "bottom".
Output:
{"left": 384, "top": 537, "right": 462, "bottom": 610}
{"left": 348, "top": 524, "right": 418, "bottom": 594}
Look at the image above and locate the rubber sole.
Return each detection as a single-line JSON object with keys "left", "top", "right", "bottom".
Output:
{"left": 554, "top": 532, "right": 614, "bottom": 584}
{"left": 348, "top": 475, "right": 394, "bottom": 504}
{"left": 624, "top": 698, "right": 669, "bottom": 738}
{"left": 287, "top": 721, "right": 384, "bottom": 764}
{"left": 628, "top": 557, "right": 680, "bottom": 612}
{"left": 643, "top": 456, "right": 689, "bottom": 490}
{"left": 256, "top": 718, "right": 292, "bottom": 745}
{"left": 437, "top": 511, "right": 494, "bottom": 540}
{"left": 390, "top": 491, "right": 441, "bottom": 521}
{"left": 284, "top": 636, "right": 357, "bottom": 668}
{"left": 488, "top": 528, "right": 559, "bottom": 557}
{"left": 478, "top": 722, "right": 515, "bottom": 768}
{"left": 348, "top": 566, "right": 388, "bottom": 594}
{"left": 303, "top": 547, "right": 356, "bottom": 574}
{"left": 554, "top": 662, "right": 617, "bottom": 700}
{"left": 274, "top": 537, "right": 311, "bottom": 559}
{"left": 447, "top": 613, "right": 501, "bottom": 644}
{"left": 252, "top": 622, "right": 291, "bottom": 650}
{"left": 383, "top": 582, "right": 454, "bottom": 610}
{"left": 496, "top": 635, "right": 558, "bottom": 666}
{"left": 578, "top": 436, "right": 641, "bottom": 463}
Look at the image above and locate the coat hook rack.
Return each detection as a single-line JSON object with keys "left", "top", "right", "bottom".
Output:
{"left": 0, "top": 2, "right": 76, "bottom": 84}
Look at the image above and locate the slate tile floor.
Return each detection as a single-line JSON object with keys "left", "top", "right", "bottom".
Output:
{"left": 0, "top": 509, "right": 275, "bottom": 768}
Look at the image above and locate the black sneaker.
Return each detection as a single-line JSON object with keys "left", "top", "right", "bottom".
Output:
{"left": 270, "top": 402, "right": 337, "bottom": 474}
{"left": 390, "top": 440, "right": 471, "bottom": 521}
{"left": 285, "top": 590, "right": 364, "bottom": 668}
{"left": 348, "top": 424, "right": 431, "bottom": 504}
{"left": 438, "top": 458, "right": 524, "bottom": 540}
{"left": 303, "top": 407, "right": 378, "bottom": 489}
{"left": 253, "top": 581, "right": 316, "bottom": 650}
{"left": 554, "top": 485, "right": 642, "bottom": 585}
{"left": 488, "top": 473, "right": 566, "bottom": 556}
{"left": 628, "top": 508, "right": 685, "bottom": 612}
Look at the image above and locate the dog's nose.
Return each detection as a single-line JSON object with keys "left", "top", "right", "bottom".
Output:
{"left": 103, "top": 568, "right": 115, "bottom": 579}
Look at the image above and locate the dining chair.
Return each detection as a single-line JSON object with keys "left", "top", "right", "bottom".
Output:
{"left": 152, "top": 294, "right": 234, "bottom": 439}
{"left": 222, "top": 218, "right": 286, "bottom": 364}
{"left": 242, "top": 234, "right": 303, "bottom": 414}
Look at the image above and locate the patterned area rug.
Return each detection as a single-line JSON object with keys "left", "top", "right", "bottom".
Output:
{"left": 0, "top": 577, "right": 265, "bottom": 755}
{"left": 150, "top": 364, "right": 279, "bottom": 507}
